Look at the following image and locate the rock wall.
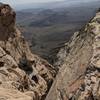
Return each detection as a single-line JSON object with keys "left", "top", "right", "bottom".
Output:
{"left": 46, "top": 11, "right": 100, "bottom": 100}
{"left": 0, "top": 3, "right": 56, "bottom": 100}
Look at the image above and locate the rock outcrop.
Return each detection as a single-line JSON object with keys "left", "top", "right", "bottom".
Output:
{"left": 0, "top": 3, "right": 56, "bottom": 100}
{"left": 1, "top": 3, "right": 100, "bottom": 100}
{"left": 46, "top": 10, "right": 100, "bottom": 100}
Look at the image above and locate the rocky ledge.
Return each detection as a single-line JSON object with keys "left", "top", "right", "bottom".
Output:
{"left": 0, "top": 3, "right": 56, "bottom": 100}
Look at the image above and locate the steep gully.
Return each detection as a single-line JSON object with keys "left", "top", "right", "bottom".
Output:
{"left": 0, "top": 3, "right": 100, "bottom": 100}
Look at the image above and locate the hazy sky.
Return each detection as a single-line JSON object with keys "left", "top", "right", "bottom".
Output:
{"left": 0, "top": 0, "right": 99, "bottom": 10}
{"left": 1, "top": 0, "right": 64, "bottom": 5}
{"left": 1, "top": 0, "right": 99, "bottom": 5}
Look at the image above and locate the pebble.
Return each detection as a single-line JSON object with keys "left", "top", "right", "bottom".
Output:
{"left": 91, "top": 76, "right": 97, "bottom": 83}
{"left": 85, "top": 79, "right": 91, "bottom": 86}
{"left": 90, "top": 72, "right": 96, "bottom": 76}
{"left": 85, "top": 85, "right": 92, "bottom": 91}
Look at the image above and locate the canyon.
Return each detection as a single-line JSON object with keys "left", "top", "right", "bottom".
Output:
{"left": 0, "top": 2, "right": 100, "bottom": 100}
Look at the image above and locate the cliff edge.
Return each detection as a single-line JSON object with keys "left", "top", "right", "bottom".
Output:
{"left": 46, "top": 9, "right": 100, "bottom": 100}
{"left": 0, "top": 3, "right": 56, "bottom": 100}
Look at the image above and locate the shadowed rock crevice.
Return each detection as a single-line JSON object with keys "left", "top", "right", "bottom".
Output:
{"left": 18, "top": 53, "right": 33, "bottom": 74}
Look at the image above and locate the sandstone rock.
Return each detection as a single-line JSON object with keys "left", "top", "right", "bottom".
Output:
{"left": 0, "top": 3, "right": 56, "bottom": 100}
{"left": 46, "top": 10, "right": 100, "bottom": 100}
{"left": 0, "top": 88, "right": 32, "bottom": 100}
{"left": 91, "top": 76, "right": 97, "bottom": 83}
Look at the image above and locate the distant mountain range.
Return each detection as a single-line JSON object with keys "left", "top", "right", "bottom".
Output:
{"left": 16, "top": 0, "right": 100, "bottom": 61}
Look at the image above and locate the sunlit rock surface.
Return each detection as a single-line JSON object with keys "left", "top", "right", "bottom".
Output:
{"left": 46, "top": 10, "right": 100, "bottom": 100}
{"left": 0, "top": 3, "right": 56, "bottom": 100}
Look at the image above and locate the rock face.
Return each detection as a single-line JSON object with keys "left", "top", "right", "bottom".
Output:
{"left": 0, "top": 3, "right": 56, "bottom": 100}
{"left": 46, "top": 11, "right": 100, "bottom": 100}
{"left": 1, "top": 3, "right": 100, "bottom": 100}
